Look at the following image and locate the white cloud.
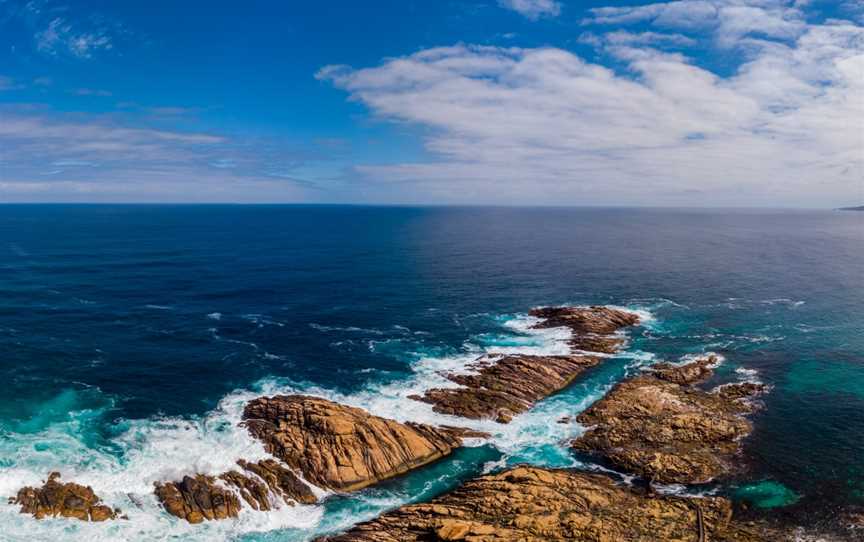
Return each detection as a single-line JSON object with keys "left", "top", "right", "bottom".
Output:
{"left": 318, "top": 18, "right": 864, "bottom": 206}
{"left": 0, "top": 109, "right": 335, "bottom": 201}
{"left": 584, "top": 0, "right": 807, "bottom": 47}
{"left": 498, "top": 0, "right": 561, "bottom": 20}
{"left": 73, "top": 88, "right": 112, "bottom": 96}
{"left": 595, "top": 30, "right": 698, "bottom": 47}
{"left": 35, "top": 17, "right": 113, "bottom": 58}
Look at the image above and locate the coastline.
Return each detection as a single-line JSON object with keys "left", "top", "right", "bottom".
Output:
{"left": 6, "top": 309, "right": 856, "bottom": 540}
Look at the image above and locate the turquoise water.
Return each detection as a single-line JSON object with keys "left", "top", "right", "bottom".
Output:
{"left": 0, "top": 205, "right": 861, "bottom": 540}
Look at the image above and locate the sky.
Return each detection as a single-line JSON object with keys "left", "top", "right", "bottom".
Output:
{"left": 0, "top": 0, "right": 861, "bottom": 206}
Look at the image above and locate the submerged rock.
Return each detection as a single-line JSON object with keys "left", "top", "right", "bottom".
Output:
{"left": 571, "top": 356, "right": 766, "bottom": 484}
{"left": 154, "top": 459, "right": 317, "bottom": 523}
{"left": 10, "top": 472, "right": 118, "bottom": 522}
{"left": 411, "top": 306, "right": 640, "bottom": 423}
{"left": 316, "top": 465, "right": 777, "bottom": 541}
{"left": 412, "top": 353, "right": 602, "bottom": 423}
{"left": 242, "top": 395, "right": 462, "bottom": 492}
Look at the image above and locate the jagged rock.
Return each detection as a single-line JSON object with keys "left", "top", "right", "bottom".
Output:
{"left": 650, "top": 355, "right": 719, "bottom": 385}
{"left": 155, "top": 459, "right": 317, "bottom": 523}
{"left": 529, "top": 305, "right": 640, "bottom": 337}
{"left": 409, "top": 306, "right": 640, "bottom": 424}
{"left": 10, "top": 472, "right": 118, "bottom": 522}
{"left": 568, "top": 334, "right": 627, "bottom": 354}
{"left": 571, "top": 357, "right": 766, "bottom": 484}
{"left": 232, "top": 458, "right": 317, "bottom": 507}
{"left": 316, "top": 466, "right": 779, "bottom": 541}
{"left": 242, "top": 395, "right": 462, "bottom": 492}
{"left": 155, "top": 474, "right": 241, "bottom": 524}
{"left": 412, "top": 354, "right": 601, "bottom": 423}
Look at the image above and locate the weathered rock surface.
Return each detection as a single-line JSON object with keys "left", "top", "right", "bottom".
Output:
{"left": 155, "top": 474, "right": 241, "bottom": 524}
{"left": 316, "top": 466, "right": 780, "bottom": 541}
{"left": 154, "top": 458, "right": 317, "bottom": 523}
{"left": 571, "top": 356, "right": 766, "bottom": 484}
{"left": 529, "top": 305, "right": 641, "bottom": 334}
{"left": 410, "top": 306, "right": 640, "bottom": 423}
{"left": 242, "top": 395, "right": 462, "bottom": 492}
{"left": 412, "top": 354, "right": 602, "bottom": 423}
{"left": 530, "top": 305, "right": 641, "bottom": 353}
{"left": 10, "top": 472, "right": 118, "bottom": 521}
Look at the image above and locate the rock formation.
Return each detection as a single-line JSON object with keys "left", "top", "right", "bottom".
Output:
{"left": 316, "top": 466, "right": 779, "bottom": 541}
{"left": 411, "top": 306, "right": 640, "bottom": 423}
{"left": 571, "top": 355, "right": 766, "bottom": 484}
{"left": 242, "top": 395, "right": 463, "bottom": 492}
{"left": 530, "top": 305, "right": 641, "bottom": 353}
{"left": 412, "top": 354, "right": 602, "bottom": 423}
{"left": 10, "top": 472, "right": 118, "bottom": 521}
{"left": 154, "top": 458, "right": 317, "bottom": 523}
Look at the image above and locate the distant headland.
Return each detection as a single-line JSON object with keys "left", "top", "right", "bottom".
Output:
{"left": 837, "top": 205, "right": 864, "bottom": 211}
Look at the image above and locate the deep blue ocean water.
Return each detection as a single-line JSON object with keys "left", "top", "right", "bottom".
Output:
{"left": 0, "top": 205, "right": 861, "bottom": 541}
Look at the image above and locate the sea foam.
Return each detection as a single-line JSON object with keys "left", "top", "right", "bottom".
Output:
{"left": 0, "top": 305, "right": 656, "bottom": 542}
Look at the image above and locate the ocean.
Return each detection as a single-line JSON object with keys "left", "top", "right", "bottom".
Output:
{"left": 0, "top": 205, "right": 861, "bottom": 541}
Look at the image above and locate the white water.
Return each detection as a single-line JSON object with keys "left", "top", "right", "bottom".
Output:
{"left": 0, "top": 306, "right": 657, "bottom": 542}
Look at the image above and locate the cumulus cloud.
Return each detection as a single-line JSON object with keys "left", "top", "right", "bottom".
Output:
{"left": 498, "top": 0, "right": 561, "bottom": 20}
{"left": 584, "top": 0, "right": 807, "bottom": 47}
{"left": 318, "top": 17, "right": 863, "bottom": 206}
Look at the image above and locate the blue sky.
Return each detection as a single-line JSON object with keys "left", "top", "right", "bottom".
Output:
{"left": 0, "top": 0, "right": 861, "bottom": 205}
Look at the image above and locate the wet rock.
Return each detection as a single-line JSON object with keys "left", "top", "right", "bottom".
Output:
{"left": 571, "top": 357, "right": 765, "bottom": 484}
{"left": 316, "top": 466, "right": 777, "bottom": 541}
{"left": 10, "top": 472, "right": 118, "bottom": 522}
{"left": 242, "top": 395, "right": 462, "bottom": 492}
{"left": 155, "top": 474, "right": 241, "bottom": 524}
{"left": 232, "top": 458, "right": 317, "bottom": 507}
{"left": 529, "top": 305, "right": 641, "bottom": 353}
{"left": 409, "top": 306, "right": 639, "bottom": 424}
{"left": 155, "top": 459, "right": 317, "bottom": 523}
{"left": 412, "top": 353, "right": 602, "bottom": 423}
{"left": 650, "top": 355, "right": 719, "bottom": 385}
{"left": 528, "top": 305, "right": 641, "bottom": 335}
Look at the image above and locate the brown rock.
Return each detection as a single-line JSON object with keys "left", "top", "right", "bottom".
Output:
{"left": 315, "top": 466, "right": 781, "bottom": 541}
{"left": 155, "top": 459, "right": 317, "bottom": 523}
{"left": 571, "top": 357, "right": 765, "bottom": 484}
{"left": 650, "top": 355, "right": 719, "bottom": 385}
{"left": 242, "top": 395, "right": 462, "bottom": 492}
{"left": 154, "top": 474, "right": 241, "bottom": 523}
{"left": 529, "top": 305, "right": 641, "bottom": 335}
{"left": 409, "top": 306, "right": 640, "bottom": 424}
{"left": 412, "top": 354, "right": 601, "bottom": 423}
{"left": 10, "top": 472, "right": 118, "bottom": 522}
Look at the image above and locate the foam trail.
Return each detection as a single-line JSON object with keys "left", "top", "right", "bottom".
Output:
{"left": 0, "top": 304, "right": 657, "bottom": 542}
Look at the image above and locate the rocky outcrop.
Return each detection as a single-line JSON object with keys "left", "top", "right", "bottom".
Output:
{"left": 316, "top": 466, "right": 779, "bottom": 541}
{"left": 155, "top": 474, "right": 241, "bottom": 524}
{"left": 10, "top": 472, "right": 118, "bottom": 521}
{"left": 530, "top": 305, "right": 640, "bottom": 353}
{"left": 242, "top": 395, "right": 462, "bottom": 492}
{"left": 155, "top": 458, "right": 317, "bottom": 523}
{"left": 410, "top": 306, "right": 640, "bottom": 423}
{"left": 571, "top": 356, "right": 766, "bottom": 484}
{"left": 412, "top": 354, "right": 602, "bottom": 423}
